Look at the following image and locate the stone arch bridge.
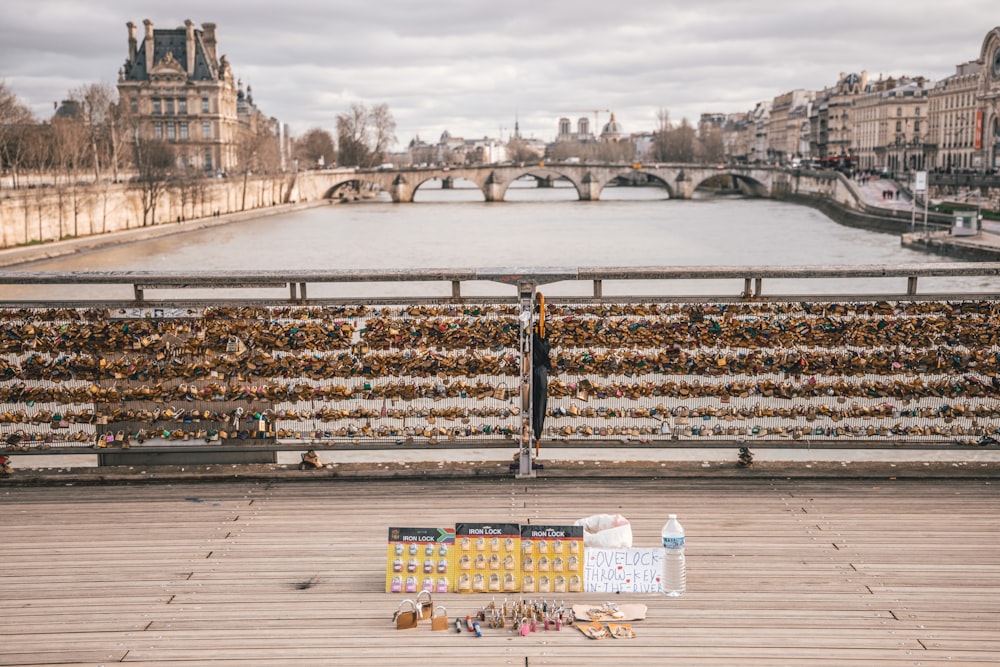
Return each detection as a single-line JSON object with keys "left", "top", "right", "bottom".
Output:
{"left": 292, "top": 163, "right": 830, "bottom": 203}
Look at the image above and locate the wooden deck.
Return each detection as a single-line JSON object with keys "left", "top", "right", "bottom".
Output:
{"left": 2, "top": 476, "right": 999, "bottom": 666}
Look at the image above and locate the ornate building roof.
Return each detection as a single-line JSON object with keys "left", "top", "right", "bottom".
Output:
{"left": 122, "top": 20, "right": 222, "bottom": 82}
{"left": 600, "top": 112, "right": 624, "bottom": 141}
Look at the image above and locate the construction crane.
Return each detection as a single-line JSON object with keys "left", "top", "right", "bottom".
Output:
{"left": 564, "top": 109, "right": 610, "bottom": 136}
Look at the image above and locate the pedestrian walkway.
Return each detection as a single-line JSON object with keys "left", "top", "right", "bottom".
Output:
{"left": 2, "top": 477, "right": 998, "bottom": 665}
{"left": 853, "top": 176, "right": 913, "bottom": 211}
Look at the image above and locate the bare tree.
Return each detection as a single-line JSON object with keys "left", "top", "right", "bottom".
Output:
{"left": 234, "top": 119, "right": 279, "bottom": 211}
{"left": 108, "top": 102, "right": 136, "bottom": 184}
{"left": 697, "top": 125, "right": 725, "bottom": 164}
{"left": 370, "top": 102, "right": 396, "bottom": 166}
{"left": 294, "top": 127, "right": 336, "bottom": 169}
{"left": 506, "top": 136, "right": 541, "bottom": 163}
{"left": 651, "top": 108, "right": 672, "bottom": 163}
{"left": 132, "top": 137, "right": 174, "bottom": 226}
{"left": 336, "top": 102, "right": 396, "bottom": 168}
{"left": 336, "top": 103, "right": 370, "bottom": 168}
{"left": 652, "top": 110, "right": 698, "bottom": 163}
{"left": 0, "top": 81, "right": 35, "bottom": 189}
{"left": 672, "top": 119, "right": 698, "bottom": 163}
{"left": 49, "top": 106, "right": 93, "bottom": 238}
{"left": 69, "top": 83, "right": 117, "bottom": 183}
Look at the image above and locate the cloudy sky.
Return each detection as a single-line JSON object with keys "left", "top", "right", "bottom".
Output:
{"left": 1, "top": 1, "right": 996, "bottom": 148}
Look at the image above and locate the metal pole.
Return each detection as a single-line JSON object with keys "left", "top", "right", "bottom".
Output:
{"left": 517, "top": 282, "right": 535, "bottom": 478}
{"left": 924, "top": 187, "right": 930, "bottom": 240}
{"left": 978, "top": 189, "right": 983, "bottom": 236}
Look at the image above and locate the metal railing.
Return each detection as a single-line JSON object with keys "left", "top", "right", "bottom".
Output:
{"left": 3, "top": 265, "right": 1000, "bottom": 475}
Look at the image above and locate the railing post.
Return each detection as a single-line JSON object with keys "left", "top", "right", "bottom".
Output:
{"left": 452, "top": 280, "right": 461, "bottom": 299}
{"left": 907, "top": 276, "right": 918, "bottom": 296}
{"left": 517, "top": 281, "right": 536, "bottom": 478}
{"left": 593, "top": 279, "right": 602, "bottom": 298}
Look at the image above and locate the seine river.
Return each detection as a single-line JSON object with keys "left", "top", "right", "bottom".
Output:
{"left": 9, "top": 180, "right": 996, "bottom": 299}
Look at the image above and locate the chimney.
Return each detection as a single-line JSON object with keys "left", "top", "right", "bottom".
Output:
{"left": 143, "top": 19, "right": 154, "bottom": 68}
{"left": 202, "top": 22, "right": 217, "bottom": 64}
{"left": 127, "top": 22, "right": 136, "bottom": 63}
{"left": 185, "top": 19, "right": 195, "bottom": 76}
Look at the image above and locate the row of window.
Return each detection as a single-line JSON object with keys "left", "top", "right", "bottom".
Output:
{"left": 153, "top": 121, "right": 212, "bottom": 141}
{"left": 131, "top": 97, "right": 212, "bottom": 115}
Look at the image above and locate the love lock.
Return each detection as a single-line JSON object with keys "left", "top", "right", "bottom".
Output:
{"left": 392, "top": 599, "right": 419, "bottom": 630}
{"left": 415, "top": 589, "right": 433, "bottom": 620}
{"left": 430, "top": 605, "right": 449, "bottom": 631}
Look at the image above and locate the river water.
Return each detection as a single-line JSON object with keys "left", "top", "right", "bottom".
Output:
{"left": 7, "top": 180, "right": 997, "bottom": 299}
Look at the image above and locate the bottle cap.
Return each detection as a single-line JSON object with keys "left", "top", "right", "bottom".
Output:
{"left": 668, "top": 514, "right": 677, "bottom": 519}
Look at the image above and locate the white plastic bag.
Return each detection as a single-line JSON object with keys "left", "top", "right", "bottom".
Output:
{"left": 574, "top": 513, "right": 633, "bottom": 548}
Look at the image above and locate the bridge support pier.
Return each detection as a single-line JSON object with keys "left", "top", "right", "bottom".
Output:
{"left": 389, "top": 175, "right": 414, "bottom": 203}
{"left": 484, "top": 172, "right": 505, "bottom": 202}
{"left": 578, "top": 174, "right": 602, "bottom": 201}
{"left": 672, "top": 176, "right": 694, "bottom": 199}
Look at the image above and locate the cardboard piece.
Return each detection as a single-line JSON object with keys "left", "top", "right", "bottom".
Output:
{"left": 572, "top": 603, "right": 648, "bottom": 623}
{"left": 583, "top": 547, "right": 664, "bottom": 593}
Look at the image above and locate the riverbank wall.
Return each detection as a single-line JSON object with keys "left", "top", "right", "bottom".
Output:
{"left": 776, "top": 172, "right": 1000, "bottom": 261}
{"left": 4, "top": 167, "right": 1000, "bottom": 267}
{"left": 0, "top": 174, "right": 300, "bottom": 251}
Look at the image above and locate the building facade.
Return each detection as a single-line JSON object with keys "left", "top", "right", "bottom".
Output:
{"left": 767, "top": 89, "right": 813, "bottom": 164}
{"left": 556, "top": 117, "right": 592, "bottom": 142}
{"left": 927, "top": 61, "right": 980, "bottom": 172}
{"left": 978, "top": 27, "right": 1000, "bottom": 172}
{"left": 723, "top": 27, "right": 1000, "bottom": 175}
{"left": 118, "top": 19, "right": 242, "bottom": 173}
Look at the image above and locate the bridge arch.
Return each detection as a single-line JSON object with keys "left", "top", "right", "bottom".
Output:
{"left": 602, "top": 168, "right": 676, "bottom": 199}
{"left": 321, "top": 177, "right": 389, "bottom": 202}
{"left": 689, "top": 170, "right": 769, "bottom": 197}
{"left": 496, "top": 167, "right": 586, "bottom": 202}
{"left": 411, "top": 175, "right": 486, "bottom": 201}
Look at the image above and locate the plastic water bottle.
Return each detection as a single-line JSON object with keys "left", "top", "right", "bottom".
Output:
{"left": 661, "top": 514, "right": 686, "bottom": 597}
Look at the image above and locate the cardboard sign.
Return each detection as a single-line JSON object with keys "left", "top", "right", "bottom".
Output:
{"left": 584, "top": 548, "right": 664, "bottom": 593}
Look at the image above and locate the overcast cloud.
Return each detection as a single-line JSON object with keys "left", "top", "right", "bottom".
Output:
{"left": 1, "top": 0, "right": 996, "bottom": 147}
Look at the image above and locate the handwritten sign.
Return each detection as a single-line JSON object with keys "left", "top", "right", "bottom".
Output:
{"left": 584, "top": 548, "right": 663, "bottom": 593}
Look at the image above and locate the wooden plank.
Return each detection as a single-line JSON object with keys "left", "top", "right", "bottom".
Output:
{"left": 1, "top": 477, "right": 998, "bottom": 666}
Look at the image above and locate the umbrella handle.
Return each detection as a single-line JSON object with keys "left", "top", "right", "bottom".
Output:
{"left": 537, "top": 292, "right": 545, "bottom": 339}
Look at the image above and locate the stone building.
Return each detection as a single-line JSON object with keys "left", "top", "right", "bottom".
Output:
{"left": 927, "top": 61, "right": 981, "bottom": 172}
{"left": 117, "top": 19, "right": 269, "bottom": 174}
{"left": 556, "top": 117, "right": 592, "bottom": 142}
{"left": 599, "top": 113, "right": 624, "bottom": 142}
{"left": 853, "top": 76, "right": 929, "bottom": 173}
{"left": 976, "top": 27, "right": 1000, "bottom": 172}
{"left": 767, "top": 89, "right": 814, "bottom": 164}
{"left": 809, "top": 72, "right": 866, "bottom": 162}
